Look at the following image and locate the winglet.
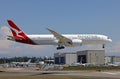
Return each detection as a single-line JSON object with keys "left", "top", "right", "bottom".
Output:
{"left": 47, "top": 28, "right": 56, "bottom": 34}
{"left": 47, "top": 28, "right": 61, "bottom": 38}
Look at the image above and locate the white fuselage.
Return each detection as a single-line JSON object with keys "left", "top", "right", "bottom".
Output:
{"left": 27, "top": 34, "right": 112, "bottom": 46}
{"left": 7, "top": 20, "right": 112, "bottom": 49}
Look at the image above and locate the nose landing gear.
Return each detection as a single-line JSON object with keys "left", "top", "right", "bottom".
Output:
{"left": 102, "top": 44, "right": 105, "bottom": 48}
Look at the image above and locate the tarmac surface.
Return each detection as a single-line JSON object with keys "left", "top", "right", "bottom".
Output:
{"left": 0, "top": 68, "right": 120, "bottom": 79}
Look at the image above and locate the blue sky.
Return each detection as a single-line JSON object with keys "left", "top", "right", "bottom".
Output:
{"left": 0, "top": 0, "right": 120, "bottom": 57}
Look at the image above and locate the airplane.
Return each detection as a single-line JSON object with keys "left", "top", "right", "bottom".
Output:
{"left": 105, "top": 62, "right": 120, "bottom": 66}
{"left": 11, "top": 59, "right": 31, "bottom": 64}
{"left": 7, "top": 20, "right": 112, "bottom": 50}
{"left": 11, "top": 59, "right": 31, "bottom": 65}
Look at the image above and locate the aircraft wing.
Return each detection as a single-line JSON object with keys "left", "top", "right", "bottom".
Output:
{"left": 47, "top": 28, "right": 72, "bottom": 46}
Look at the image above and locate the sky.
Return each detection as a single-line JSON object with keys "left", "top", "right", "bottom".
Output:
{"left": 0, "top": 0, "right": 120, "bottom": 57}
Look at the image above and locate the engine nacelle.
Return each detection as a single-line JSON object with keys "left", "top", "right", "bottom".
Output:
{"left": 53, "top": 39, "right": 82, "bottom": 47}
{"left": 72, "top": 39, "right": 82, "bottom": 46}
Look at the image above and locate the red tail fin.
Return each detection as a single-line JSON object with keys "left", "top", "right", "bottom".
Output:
{"left": 7, "top": 20, "right": 21, "bottom": 32}
{"left": 7, "top": 20, "right": 36, "bottom": 45}
{"left": 7, "top": 20, "right": 27, "bottom": 39}
{"left": 10, "top": 28, "right": 17, "bottom": 36}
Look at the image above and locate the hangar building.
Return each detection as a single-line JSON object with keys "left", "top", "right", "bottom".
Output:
{"left": 54, "top": 50, "right": 105, "bottom": 65}
{"left": 105, "top": 56, "right": 120, "bottom": 64}
{"left": 54, "top": 53, "right": 77, "bottom": 65}
{"left": 77, "top": 50, "right": 105, "bottom": 65}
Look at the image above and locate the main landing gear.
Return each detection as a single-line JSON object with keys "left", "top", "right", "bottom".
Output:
{"left": 57, "top": 46, "right": 65, "bottom": 50}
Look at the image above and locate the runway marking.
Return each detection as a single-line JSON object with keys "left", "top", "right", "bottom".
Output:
{"left": 102, "top": 72, "right": 120, "bottom": 75}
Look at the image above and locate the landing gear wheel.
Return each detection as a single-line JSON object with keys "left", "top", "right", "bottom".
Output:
{"left": 102, "top": 44, "right": 105, "bottom": 48}
{"left": 57, "top": 46, "right": 65, "bottom": 50}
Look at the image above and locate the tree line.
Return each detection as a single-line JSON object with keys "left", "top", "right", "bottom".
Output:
{"left": 0, "top": 56, "right": 54, "bottom": 64}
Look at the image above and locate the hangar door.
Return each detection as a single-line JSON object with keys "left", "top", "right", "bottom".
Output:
{"left": 78, "top": 55, "right": 86, "bottom": 63}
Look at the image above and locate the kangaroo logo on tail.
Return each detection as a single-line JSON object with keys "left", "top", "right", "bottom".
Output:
{"left": 7, "top": 20, "right": 36, "bottom": 45}
{"left": 8, "top": 20, "right": 27, "bottom": 39}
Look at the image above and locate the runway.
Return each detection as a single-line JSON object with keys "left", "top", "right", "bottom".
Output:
{"left": 0, "top": 68, "right": 120, "bottom": 79}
